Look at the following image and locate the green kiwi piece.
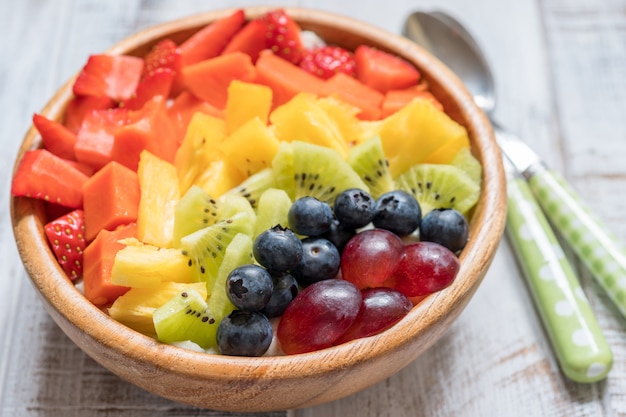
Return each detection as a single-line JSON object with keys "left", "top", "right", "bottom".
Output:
{"left": 272, "top": 141, "right": 369, "bottom": 204}
{"left": 225, "top": 167, "right": 276, "bottom": 208}
{"left": 450, "top": 147, "right": 483, "bottom": 186}
{"left": 152, "top": 287, "right": 216, "bottom": 349}
{"left": 207, "top": 233, "right": 254, "bottom": 322}
{"left": 172, "top": 186, "right": 219, "bottom": 247}
{"left": 347, "top": 136, "right": 394, "bottom": 198}
{"left": 254, "top": 188, "right": 292, "bottom": 237}
{"left": 395, "top": 163, "right": 480, "bottom": 216}
{"left": 179, "top": 210, "right": 255, "bottom": 287}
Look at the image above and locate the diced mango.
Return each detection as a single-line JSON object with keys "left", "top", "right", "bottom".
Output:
{"left": 226, "top": 80, "right": 273, "bottom": 133}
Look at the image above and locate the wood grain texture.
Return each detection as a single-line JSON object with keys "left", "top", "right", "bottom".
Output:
{"left": 1, "top": 0, "right": 626, "bottom": 416}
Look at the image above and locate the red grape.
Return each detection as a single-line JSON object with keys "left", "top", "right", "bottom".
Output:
{"left": 277, "top": 279, "right": 362, "bottom": 354}
{"left": 384, "top": 242, "right": 459, "bottom": 297}
{"left": 340, "top": 228, "right": 404, "bottom": 289}
{"left": 336, "top": 287, "right": 412, "bottom": 344}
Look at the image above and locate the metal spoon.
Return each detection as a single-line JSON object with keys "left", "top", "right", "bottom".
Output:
{"left": 403, "top": 11, "right": 614, "bottom": 383}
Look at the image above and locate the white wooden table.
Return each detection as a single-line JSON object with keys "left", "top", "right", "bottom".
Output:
{"left": 2, "top": 0, "right": 626, "bottom": 415}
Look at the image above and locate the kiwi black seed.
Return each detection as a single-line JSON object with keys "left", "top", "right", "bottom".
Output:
{"left": 348, "top": 136, "right": 395, "bottom": 199}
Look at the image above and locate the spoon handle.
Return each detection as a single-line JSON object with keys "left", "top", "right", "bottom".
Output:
{"left": 505, "top": 161, "right": 613, "bottom": 383}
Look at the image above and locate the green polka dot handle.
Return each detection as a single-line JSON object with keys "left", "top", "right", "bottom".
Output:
{"left": 528, "top": 167, "right": 626, "bottom": 319}
{"left": 507, "top": 170, "right": 613, "bottom": 383}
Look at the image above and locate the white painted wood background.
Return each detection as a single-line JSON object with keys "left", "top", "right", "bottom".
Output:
{"left": 2, "top": 0, "right": 626, "bottom": 415}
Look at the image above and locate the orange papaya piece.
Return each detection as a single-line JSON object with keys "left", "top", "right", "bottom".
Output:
{"left": 381, "top": 86, "right": 443, "bottom": 118}
{"left": 221, "top": 18, "right": 269, "bottom": 62}
{"left": 167, "top": 91, "right": 223, "bottom": 145}
{"left": 74, "top": 108, "right": 129, "bottom": 170}
{"left": 324, "top": 73, "right": 384, "bottom": 120}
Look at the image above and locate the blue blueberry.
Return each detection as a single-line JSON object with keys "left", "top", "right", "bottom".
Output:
{"left": 216, "top": 310, "right": 273, "bottom": 357}
{"left": 261, "top": 272, "right": 299, "bottom": 318}
{"left": 372, "top": 190, "right": 421, "bottom": 236}
{"left": 253, "top": 225, "right": 303, "bottom": 272}
{"left": 420, "top": 208, "right": 469, "bottom": 253}
{"left": 320, "top": 219, "right": 356, "bottom": 252}
{"left": 226, "top": 265, "right": 274, "bottom": 312}
{"left": 292, "top": 237, "right": 341, "bottom": 286}
{"left": 333, "top": 188, "right": 375, "bottom": 228}
{"left": 288, "top": 196, "right": 333, "bottom": 236}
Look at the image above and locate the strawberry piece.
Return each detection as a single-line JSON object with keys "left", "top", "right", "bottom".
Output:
{"left": 64, "top": 95, "right": 115, "bottom": 134}
{"left": 73, "top": 54, "right": 144, "bottom": 101}
{"left": 263, "top": 9, "right": 305, "bottom": 64}
{"left": 11, "top": 149, "right": 89, "bottom": 208}
{"left": 44, "top": 209, "right": 87, "bottom": 280}
{"left": 121, "top": 68, "right": 174, "bottom": 111}
{"left": 354, "top": 45, "right": 421, "bottom": 93}
{"left": 180, "top": 9, "right": 246, "bottom": 66}
{"left": 32, "top": 113, "right": 78, "bottom": 160}
{"left": 299, "top": 46, "right": 356, "bottom": 80}
{"left": 221, "top": 18, "right": 269, "bottom": 62}
{"left": 143, "top": 39, "right": 183, "bottom": 95}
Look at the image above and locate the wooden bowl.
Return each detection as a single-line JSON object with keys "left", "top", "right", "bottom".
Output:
{"left": 10, "top": 6, "right": 506, "bottom": 412}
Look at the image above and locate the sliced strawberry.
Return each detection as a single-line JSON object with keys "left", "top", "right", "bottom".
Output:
{"left": 73, "top": 54, "right": 144, "bottom": 101}
{"left": 143, "top": 39, "right": 183, "bottom": 95}
{"left": 74, "top": 108, "right": 129, "bottom": 170}
{"left": 299, "top": 46, "right": 356, "bottom": 80}
{"left": 354, "top": 45, "right": 421, "bottom": 93}
{"left": 263, "top": 9, "right": 305, "bottom": 64}
{"left": 221, "top": 18, "right": 269, "bottom": 62}
{"left": 44, "top": 209, "right": 87, "bottom": 280}
{"left": 11, "top": 149, "right": 90, "bottom": 208}
{"left": 121, "top": 68, "right": 174, "bottom": 111}
{"left": 64, "top": 95, "right": 115, "bottom": 134}
{"left": 180, "top": 9, "right": 246, "bottom": 66}
{"left": 32, "top": 113, "right": 78, "bottom": 160}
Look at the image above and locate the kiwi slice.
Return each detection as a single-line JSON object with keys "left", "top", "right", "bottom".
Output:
{"left": 153, "top": 287, "right": 217, "bottom": 349}
{"left": 225, "top": 167, "right": 276, "bottom": 208}
{"left": 272, "top": 141, "right": 369, "bottom": 204}
{"left": 347, "top": 136, "right": 394, "bottom": 198}
{"left": 179, "top": 210, "right": 255, "bottom": 288}
{"left": 172, "top": 186, "right": 220, "bottom": 246}
{"left": 450, "top": 147, "right": 482, "bottom": 186}
{"left": 395, "top": 163, "right": 480, "bottom": 216}
{"left": 254, "top": 188, "right": 292, "bottom": 237}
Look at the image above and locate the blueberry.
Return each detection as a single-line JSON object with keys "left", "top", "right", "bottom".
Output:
{"left": 333, "top": 188, "right": 375, "bottom": 228}
{"left": 216, "top": 310, "right": 273, "bottom": 357}
{"left": 320, "top": 219, "right": 356, "bottom": 252}
{"left": 292, "top": 237, "right": 341, "bottom": 286}
{"left": 261, "top": 271, "right": 299, "bottom": 318}
{"left": 372, "top": 190, "right": 421, "bottom": 236}
{"left": 420, "top": 208, "right": 469, "bottom": 253}
{"left": 226, "top": 265, "right": 274, "bottom": 312}
{"left": 253, "top": 225, "right": 303, "bottom": 272}
{"left": 288, "top": 196, "right": 333, "bottom": 236}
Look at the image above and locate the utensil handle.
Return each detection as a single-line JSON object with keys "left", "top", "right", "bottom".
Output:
{"left": 506, "top": 175, "right": 613, "bottom": 383}
{"left": 526, "top": 167, "right": 626, "bottom": 319}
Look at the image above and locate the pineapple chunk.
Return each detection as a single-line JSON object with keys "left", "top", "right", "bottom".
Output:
{"left": 193, "top": 158, "right": 244, "bottom": 198}
{"left": 174, "top": 112, "right": 227, "bottom": 193}
{"left": 111, "top": 239, "right": 194, "bottom": 288}
{"left": 269, "top": 93, "right": 349, "bottom": 158}
{"left": 219, "top": 117, "right": 280, "bottom": 177}
{"left": 108, "top": 282, "right": 207, "bottom": 337}
{"left": 137, "top": 150, "right": 180, "bottom": 248}
{"left": 375, "top": 98, "right": 470, "bottom": 177}
{"left": 225, "top": 80, "right": 273, "bottom": 133}
{"left": 316, "top": 96, "right": 362, "bottom": 147}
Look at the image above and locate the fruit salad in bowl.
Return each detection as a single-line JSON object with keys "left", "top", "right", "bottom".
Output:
{"left": 10, "top": 6, "right": 506, "bottom": 411}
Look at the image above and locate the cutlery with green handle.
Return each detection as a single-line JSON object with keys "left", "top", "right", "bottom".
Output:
{"left": 504, "top": 156, "right": 613, "bottom": 383}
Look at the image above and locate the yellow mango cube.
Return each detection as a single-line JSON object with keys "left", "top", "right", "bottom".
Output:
{"left": 225, "top": 80, "right": 273, "bottom": 134}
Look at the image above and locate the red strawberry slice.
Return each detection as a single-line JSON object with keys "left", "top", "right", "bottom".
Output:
{"left": 121, "top": 68, "right": 174, "bottom": 111}
{"left": 44, "top": 209, "right": 87, "bottom": 280}
{"left": 11, "top": 149, "right": 90, "bottom": 208}
{"left": 73, "top": 54, "right": 144, "bottom": 101}
{"left": 180, "top": 9, "right": 246, "bottom": 66}
{"left": 299, "top": 46, "right": 356, "bottom": 79}
{"left": 32, "top": 113, "right": 78, "bottom": 160}
{"left": 143, "top": 39, "right": 183, "bottom": 95}
{"left": 354, "top": 45, "right": 421, "bottom": 93}
{"left": 263, "top": 9, "right": 305, "bottom": 64}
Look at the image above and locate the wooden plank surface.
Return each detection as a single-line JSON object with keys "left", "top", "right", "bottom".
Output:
{"left": 2, "top": 0, "right": 626, "bottom": 416}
